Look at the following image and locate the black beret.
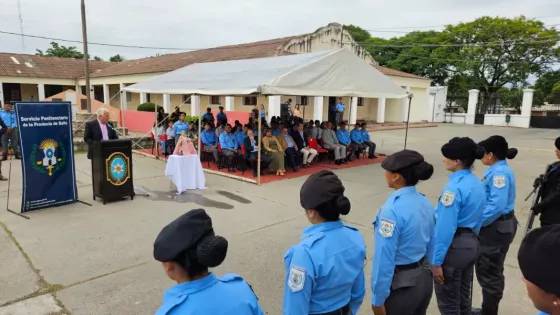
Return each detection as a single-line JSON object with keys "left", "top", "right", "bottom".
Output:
{"left": 441, "top": 137, "right": 480, "bottom": 160}
{"left": 555, "top": 137, "right": 560, "bottom": 150}
{"left": 382, "top": 149, "right": 424, "bottom": 172}
{"left": 518, "top": 225, "right": 560, "bottom": 296}
{"left": 300, "top": 170, "right": 345, "bottom": 210}
{"left": 479, "top": 135, "right": 508, "bottom": 158}
{"left": 153, "top": 209, "right": 214, "bottom": 262}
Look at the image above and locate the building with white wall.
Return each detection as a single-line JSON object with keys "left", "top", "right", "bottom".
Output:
{"left": 0, "top": 23, "right": 432, "bottom": 124}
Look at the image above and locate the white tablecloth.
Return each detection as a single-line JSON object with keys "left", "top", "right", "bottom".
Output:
{"left": 165, "top": 155, "right": 206, "bottom": 193}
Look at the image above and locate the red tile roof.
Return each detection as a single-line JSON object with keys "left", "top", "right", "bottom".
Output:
{"left": 0, "top": 53, "right": 112, "bottom": 79}
{"left": 89, "top": 36, "right": 299, "bottom": 78}
{"left": 374, "top": 65, "right": 429, "bottom": 80}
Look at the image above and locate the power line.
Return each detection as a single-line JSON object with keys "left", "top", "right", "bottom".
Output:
{"left": 343, "top": 37, "right": 560, "bottom": 48}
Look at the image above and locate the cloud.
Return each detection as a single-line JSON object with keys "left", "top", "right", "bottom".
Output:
{"left": 0, "top": 0, "right": 558, "bottom": 60}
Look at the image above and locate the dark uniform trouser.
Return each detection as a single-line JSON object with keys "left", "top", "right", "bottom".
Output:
{"left": 364, "top": 141, "right": 376, "bottom": 158}
{"left": 475, "top": 212, "right": 517, "bottom": 315}
{"left": 2, "top": 128, "right": 20, "bottom": 157}
{"left": 222, "top": 150, "right": 235, "bottom": 167}
{"left": 314, "top": 303, "right": 350, "bottom": 315}
{"left": 385, "top": 258, "right": 433, "bottom": 315}
{"left": 349, "top": 143, "right": 363, "bottom": 158}
{"left": 435, "top": 228, "right": 480, "bottom": 315}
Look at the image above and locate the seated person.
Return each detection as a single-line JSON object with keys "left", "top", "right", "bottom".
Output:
{"left": 234, "top": 125, "right": 247, "bottom": 153}
{"left": 360, "top": 122, "right": 377, "bottom": 159}
{"left": 321, "top": 122, "right": 347, "bottom": 165}
{"left": 349, "top": 123, "right": 366, "bottom": 159}
{"left": 262, "top": 128, "right": 286, "bottom": 176}
{"left": 336, "top": 122, "right": 356, "bottom": 161}
{"left": 218, "top": 124, "right": 239, "bottom": 173}
{"left": 201, "top": 123, "right": 219, "bottom": 163}
{"left": 215, "top": 123, "right": 225, "bottom": 138}
{"left": 165, "top": 120, "right": 176, "bottom": 153}
{"left": 243, "top": 127, "right": 271, "bottom": 178}
{"left": 277, "top": 127, "right": 301, "bottom": 172}
{"left": 291, "top": 122, "right": 317, "bottom": 168}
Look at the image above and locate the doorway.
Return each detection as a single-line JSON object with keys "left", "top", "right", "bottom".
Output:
{"left": 328, "top": 97, "right": 337, "bottom": 123}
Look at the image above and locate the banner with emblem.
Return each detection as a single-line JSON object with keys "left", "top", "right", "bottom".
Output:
{"left": 15, "top": 102, "right": 77, "bottom": 212}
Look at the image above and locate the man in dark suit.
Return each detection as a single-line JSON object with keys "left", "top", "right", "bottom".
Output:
{"left": 84, "top": 108, "right": 119, "bottom": 159}
{"left": 243, "top": 127, "right": 270, "bottom": 177}
{"left": 291, "top": 122, "right": 317, "bottom": 168}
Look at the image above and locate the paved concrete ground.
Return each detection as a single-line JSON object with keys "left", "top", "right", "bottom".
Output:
{"left": 0, "top": 124, "right": 555, "bottom": 315}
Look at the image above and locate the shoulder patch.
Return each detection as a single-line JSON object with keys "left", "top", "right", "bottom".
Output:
{"left": 441, "top": 191, "right": 455, "bottom": 207}
{"left": 288, "top": 265, "right": 306, "bottom": 292}
{"left": 493, "top": 176, "right": 506, "bottom": 189}
{"left": 378, "top": 218, "right": 396, "bottom": 238}
{"left": 220, "top": 273, "right": 243, "bottom": 282}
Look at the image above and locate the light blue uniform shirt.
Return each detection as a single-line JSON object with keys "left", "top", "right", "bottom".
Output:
{"left": 350, "top": 129, "right": 363, "bottom": 143}
{"left": 0, "top": 110, "right": 17, "bottom": 128}
{"left": 156, "top": 273, "right": 264, "bottom": 315}
{"left": 173, "top": 121, "right": 189, "bottom": 136}
{"left": 538, "top": 312, "right": 549, "bottom": 315}
{"left": 481, "top": 160, "right": 516, "bottom": 227}
{"left": 336, "top": 130, "right": 351, "bottom": 145}
{"left": 371, "top": 186, "right": 435, "bottom": 306}
{"left": 201, "top": 129, "right": 217, "bottom": 146}
{"left": 235, "top": 130, "right": 246, "bottom": 147}
{"left": 284, "top": 135, "right": 294, "bottom": 148}
{"left": 361, "top": 129, "right": 371, "bottom": 142}
{"left": 283, "top": 220, "right": 366, "bottom": 315}
{"left": 336, "top": 103, "right": 345, "bottom": 112}
{"left": 249, "top": 138, "right": 258, "bottom": 153}
{"left": 219, "top": 132, "right": 238, "bottom": 150}
{"left": 433, "top": 169, "right": 486, "bottom": 266}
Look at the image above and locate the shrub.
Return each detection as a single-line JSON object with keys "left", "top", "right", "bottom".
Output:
{"left": 137, "top": 102, "right": 162, "bottom": 112}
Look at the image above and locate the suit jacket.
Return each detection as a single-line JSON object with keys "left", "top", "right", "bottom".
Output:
{"left": 290, "top": 130, "right": 308, "bottom": 150}
{"left": 322, "top": 128, "right": 339, "bottom": 147}
{"left": 243, "top": 136, "right": 260, "bottom": 159}
{"left": 84, "top": 119, "right": 119, "bottom": 159}
{"left": 276, "top": 134, "right": 297, "bottom": 151}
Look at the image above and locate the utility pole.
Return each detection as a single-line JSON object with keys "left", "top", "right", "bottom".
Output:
{"left": 81, "top": 0, "right": 92, "bottom": 112}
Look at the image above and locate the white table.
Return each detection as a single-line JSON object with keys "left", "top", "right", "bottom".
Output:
{"left": 165, "top": 155, "right": 206, "bottom": 193}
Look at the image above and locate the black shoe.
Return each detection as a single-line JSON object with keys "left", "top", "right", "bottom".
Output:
{"left": 471, "top": 307, "right": 482, "bottom": 315}
{"left": 369, "top": 156, "right": 376, "bottom": 159}
{"left": 253, "top": 172, "right": 258, "bottom": 177}
{"left": 335, "top": 160, "right": 341, "bottom": 165}
{"left": 302, "top": 164, "right": 309, "bottom": 169}
{"left": 228, "top": 167, "right": 234, "bottom": 172}
{"left": 342, "top": 159, "right": 348, "bottom": 164}
{"left": 15, "top": 154, "right": 21, "bottom": 160}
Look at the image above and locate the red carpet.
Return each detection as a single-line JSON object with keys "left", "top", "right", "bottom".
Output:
{"left": 134, "top": 148, "right": 386, "bottom": 185}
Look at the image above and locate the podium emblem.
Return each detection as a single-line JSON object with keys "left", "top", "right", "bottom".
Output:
{"left": 30, "top": 139, "right": 66, "bottom": 176}
{"left": 106, "top": 152, "right": 130, "bottom": 186}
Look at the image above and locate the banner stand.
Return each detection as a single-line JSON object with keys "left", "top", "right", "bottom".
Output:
{"left": 5, "top": 162, "right": 30, "bottom": 219}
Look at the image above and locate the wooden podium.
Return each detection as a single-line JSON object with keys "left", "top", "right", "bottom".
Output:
{"left": 91, "top": 139, "right": 135, "bottom": 204}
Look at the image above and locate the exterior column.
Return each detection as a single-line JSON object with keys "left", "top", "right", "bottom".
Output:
{"left": 313, "top": 96, "right": 323, "bottom": 121}
{"left": 349, "top": 97, "right": 358, "bottom": 125}
{"left": 38, "top": 83, "right": 46, "bottom": 101}
{"left": 377, "top": 97, "right": 386, "bottom": 123}
{"left": 103, "top": 84, "right": 110, "bottom": 104}
{"left": 75, "top": 84, "right": 80, "bottom": 94}
{"left": 466, "top": 89, "right": 480, "bottom": 125}
{"left": 89, "top": 86, "right": 96, "bottom": 102}
{"left": 0, "top": 82, "right": 4, "bottom": 106}
{"left": 401, "top": 86, "right": 410, "bottom": 122}
{"left": 119, "top": 83, "right": 127, "bottom": 110}
{"left": 521, "top": 89, "right": 534, "bottom": 117}
{"left": 163, "top": 93, "right": 171, "bottom": 113}
{"left": 225, "top": 96, "right": 235, "bottom": 111}
{"left": 140, "top": 92, "right": 147, "bottom": 104}
{"left": 268, "top": 95, "right": 281, "bottom": 122}
{"left": 191, "top": 95, "right": 200, "bottom": 117}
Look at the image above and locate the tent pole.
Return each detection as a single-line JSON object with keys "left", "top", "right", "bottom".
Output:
{"left": 257, "top": 94, "right": 262, "bottom": 185}
{"left": 197, "top": 94, "right": 201, "bottom": 157}
{"left": 404, "top": 93, "right": 413, "bottom": 150}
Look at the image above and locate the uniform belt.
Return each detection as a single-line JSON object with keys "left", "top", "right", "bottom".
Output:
{"left": 497, "top": 211, "right": 514, "bottom": 221}
{"left": 395, "top": 257, "right": 424, "bottom": 271}
{"left": 312, "top": 304, "right": 350, "bottom": 315}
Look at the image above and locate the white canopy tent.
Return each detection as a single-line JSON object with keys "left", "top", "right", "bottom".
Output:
{"left": 123, "top": 48, "right": 407, "bottom": 98}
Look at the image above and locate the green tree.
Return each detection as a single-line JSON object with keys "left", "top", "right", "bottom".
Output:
{"left": 533, "top": 70, "right": 560, "bottom": 104}
{"left": 109, "top": 54, "right": 125, "bottom": 62}
{"left": 93, "top": 56, "right": 103, "bottom": 61}
{"left": 549, "top": 81, "right": 560, "bottom": 104}
{"left": 36, "top": 42, "right": 84, "bottom": 59}
{"left": 344, "top": 25, "right": 371, "bottom": 43}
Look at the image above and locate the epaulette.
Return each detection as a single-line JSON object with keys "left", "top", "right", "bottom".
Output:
{"left": 299, "top": 232, "right": 325, "bottom": 248}
{"left": 220, "top": 273, "right": 244, "bottom": 283}
{"left": 343, "top": 224, "right": 359, "bottom": 232}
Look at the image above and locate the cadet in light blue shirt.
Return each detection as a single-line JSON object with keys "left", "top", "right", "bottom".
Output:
{"left": 371, "top": 150, "right": 435, "bottom": 315}
{"left": 154, "top": 209, "right": 264, "bottom": 315}
{"left": 0, "top": 103, "right": 21, "bottom": 160}
{"left": 234, "top": 125, "right": 246, "bottom": 149}
{"left": 471, "top": 136, "right": 519, "bottom": 315}
{"left": 432, "top": 137, "right": 486, "bottom": 315}
{"left": 201, "top": 124, "right": 219, "bottom": 163}
{"left": 334, "top": 97, "right": 345, "bottom": 124}
{"left": 219, "top": 125, "right": 239, "bottom": 172}
{"left": 518, "top": 226, "right": 560, "bottom": 315}
{"left": 360, "top": 122, "right": 377, "bottom": 159}
{"left": 173, "top": 113, "right": 189, "bottom": 145}
{"left": 283, "top": 171, "right": 366, "bottom": 315}
{"left": 336, "top": 122, "right": 358, "bottom": 161}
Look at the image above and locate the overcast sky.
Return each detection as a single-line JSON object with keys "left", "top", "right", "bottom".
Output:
{"left": 0, "top": 0, "right": 559, "bottom": 60}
